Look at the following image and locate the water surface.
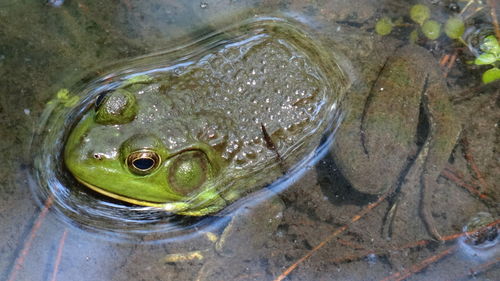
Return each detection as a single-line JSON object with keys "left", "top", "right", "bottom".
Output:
{"left": 0, "top": 1, "right": 498, "bottom": 281}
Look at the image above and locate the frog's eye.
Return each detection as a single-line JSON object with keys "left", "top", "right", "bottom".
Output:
{"left": 95, "top": 89, "right": 138, "bottom": 125}
{"left": 127, "top": 150, "right": 161, "bottom": 175}
{"left": 94, "top": 91, "right": 109, "bottom": 110}
{"left": 168, "top": 151, "right": 210, "bottom": 195}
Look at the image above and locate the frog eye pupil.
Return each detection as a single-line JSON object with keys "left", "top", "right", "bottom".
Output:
{"left": 127, "top": 150, "right": 160, "bottom": 175}
{"left": 133, "top": 158, "right": 154, "bottom": 170}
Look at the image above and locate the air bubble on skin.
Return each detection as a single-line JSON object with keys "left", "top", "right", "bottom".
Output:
{"left": 235, "top": 153, "right": 248, "bottom": 165}
{"left": 243, "top": 148, "right": 257, "bottom": 159}
{"left": 235, "top": 70, "right": 244, "bottom": 81}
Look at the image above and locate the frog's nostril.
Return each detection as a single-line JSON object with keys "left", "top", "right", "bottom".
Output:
{"left": 93, "top": 153, "right": 103, "bottom": 160}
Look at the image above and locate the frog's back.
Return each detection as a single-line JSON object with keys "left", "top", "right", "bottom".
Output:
{"left": 138, "top": 36, "right": 335, "bottom": 170}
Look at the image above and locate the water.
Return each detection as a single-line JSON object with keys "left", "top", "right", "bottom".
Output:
{"left": 1, "top": 1, "right": 498, "bottom": 281}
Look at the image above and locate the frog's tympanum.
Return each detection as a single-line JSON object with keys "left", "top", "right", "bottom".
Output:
{"left": 63, "top": 19, "right": 345, "bottom": 216}
{"left": 332, "top": 44, "right": 461, "bottom": 240}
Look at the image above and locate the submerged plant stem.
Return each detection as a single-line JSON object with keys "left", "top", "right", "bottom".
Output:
{"left": 461, "top": 135, "right": 489, "bottom": 193}
{"left": 441, "top": 167, "right": 494, "bottom": 204}
{"left": 50, "top": 229, "right": 68, "bottom": 281}
{"left": 444, "top": 257, "right": 500, "bottom": 281}
{"left": 7, "top": 196, "right": 54, "bottom": 281}
{"left": 488, "top": 0, "right": 500, "bottom": 42}
{"left": 379, "top": 245, "right": 458, "bottom": 281}
{"left": 329, "top": 219, "right": 500, "bottom": 265}
{"left": 274, "top": 187, "right": 396, "bottom": 281}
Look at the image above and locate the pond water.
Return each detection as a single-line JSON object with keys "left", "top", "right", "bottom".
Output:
{"left": 0, "top": 1, "right": 498, "bottom": 281}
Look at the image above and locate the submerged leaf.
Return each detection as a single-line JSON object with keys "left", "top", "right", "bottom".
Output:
{"left": 422, "top": 20, "right": 441, "bottom": 40}
{"left": 444, "top": 17, "right": 465, "bottom": 39}
{"left": 375, "top": 17, "right": 393, "bottom": 36}
{"left": 480, "top": 35, "right": 500, "bottom": 56}
{"left": 410, "top": 4, "right": 430, "bottom": 26}
{"left": 474, "top": 53, "right": 497, "bottom": 65}
{"left": 482, "top": 67, "right": 500, "bottom": 84}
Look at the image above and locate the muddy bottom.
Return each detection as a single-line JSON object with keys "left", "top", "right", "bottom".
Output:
{"left": 0, "top": 1, "right": 498, "bottom": 281}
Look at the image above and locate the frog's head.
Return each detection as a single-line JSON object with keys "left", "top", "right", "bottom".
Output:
{"left": 64, "top": 88, "right": 228, "bottom": 216}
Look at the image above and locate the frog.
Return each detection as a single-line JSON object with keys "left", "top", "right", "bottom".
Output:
{"left": 330, "top": 42, "right": 461, "bottom": 240}
{"left": 63, "top": 18, "right": 346, "bottom": 217}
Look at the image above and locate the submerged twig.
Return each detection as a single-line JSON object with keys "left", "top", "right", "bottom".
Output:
{"left": 441, "top": 167, "right": 494, "bottom": 204}
{"left": 50, "top": 229, "right": 68, "bottom": 281}
{"left": 445, "top": 257, "right": 500, "bottom": 281}
{"left": 274, "top": 187, "right": 395, "bottom": 281}
{"left": 488, "top": 0, "right": 500, "bottom": 42}
{"left": 451, "top": 80, "right": 500, "bottom": 103}
{"left": 460, "top": 136, "right": 489, "bottom": 193}
{"left": 329, "top": 219, "right": 499, "bottom": 265}
{"left": 445, "top": 51, "right": 458, "bottom": 77}
{"left": 439, "top": 54, "right": 451, "bottom": 67}
{"left": 7, "top": 196, "right": 54, "bottom": 281}
{"left": 379, "top": 245, "right": 458, "bottom": 281}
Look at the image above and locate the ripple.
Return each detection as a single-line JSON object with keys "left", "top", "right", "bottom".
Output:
{"left": 458, "top": 212, "right": 499, "bottom": 260}
{"left": 31, "top": 16, "right": 346, "bottom": 242}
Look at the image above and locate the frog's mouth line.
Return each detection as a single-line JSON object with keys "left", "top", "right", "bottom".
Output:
{"left": 74, "top": 176, "right": 189, "bottom": 212}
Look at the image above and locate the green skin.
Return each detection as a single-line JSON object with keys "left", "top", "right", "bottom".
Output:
{"left": 63, "top": 24, "right": 337, "bottom": 216}
{"left": 64, "top": 84, "right": 229, "bottom": 216}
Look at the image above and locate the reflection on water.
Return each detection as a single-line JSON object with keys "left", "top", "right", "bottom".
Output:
{"left": 0, "top": 1, "right": 498, "bottom": 281}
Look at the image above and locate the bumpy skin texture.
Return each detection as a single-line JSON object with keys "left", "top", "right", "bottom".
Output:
{"left": 64, "top": 22, "right": 343, "bottom": 216}
{"left": 332, "top": 45, "right": 460, "bottom": 239}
